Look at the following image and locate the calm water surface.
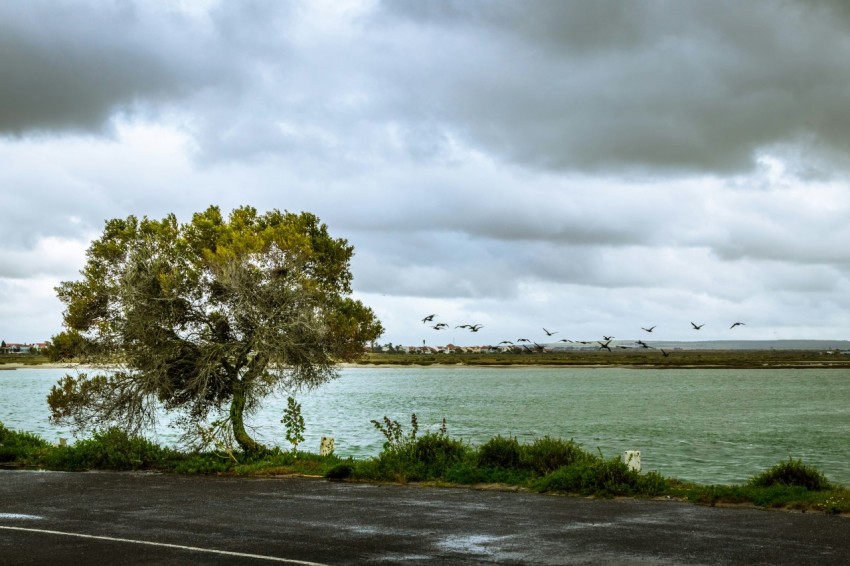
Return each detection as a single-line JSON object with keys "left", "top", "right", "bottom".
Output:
{"left": 1, "top": 366, "right": 848, "bottom": 485}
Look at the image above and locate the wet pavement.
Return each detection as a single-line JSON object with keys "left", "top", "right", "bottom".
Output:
{"left": 1, "top": 470, "right": 848, "bottom": 565}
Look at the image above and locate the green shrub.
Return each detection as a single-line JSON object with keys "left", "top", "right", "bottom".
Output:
{"left": 411, "top": 433, "right": 470, "bottom": 472}
{"left": 521, "top": 436, "right": 588, "bottom": 475}
{"left": 535, "top": 458, "right": 642, "bottom": 496}
{"left": 0, "top": 422, "right": 51, "bottom": 463}
{"left": 44, "top": 428, "right": 172, "bottom": 471}
{"left": 326, "top": 463, "right": 354, "bottom": 480}
{"left": 748, "top": 458, "right": 831, "bottom": 491}
{"left": 477, "top": 435, "right": 522, "bottom": 469}
{"left": 373, "top": 433, "right": 470, "bottom": 482}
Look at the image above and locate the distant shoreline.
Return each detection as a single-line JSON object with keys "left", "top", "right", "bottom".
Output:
{"left": 4, "top": 349, "right": 850, "bottom": 372}
{"left": 0, "top": 362, "right": 80, "bottom": 370}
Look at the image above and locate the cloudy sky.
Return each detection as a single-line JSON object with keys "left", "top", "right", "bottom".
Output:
{"left": 2, "top": 0, "right": 850, "bottom": 347}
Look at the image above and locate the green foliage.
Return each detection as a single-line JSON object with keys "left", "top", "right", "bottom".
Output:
{"left": 282, "top": 396, "right": 306, "bottom": 454}
{"left": 48, "top": 205, "right": 383, "bottom": 453}
{"left": 363, "top": 415, "right": 470, "bottom": 482}
{"left": 521, "top": 436, "right": 589, "bottom": 475}
{"left": 534, "top": 457, "right": 668, "bottom": 496}
{"left": 477, "top": 435, "right": 522, "bottom": 469}
{"left": 42, "top": 428, "right": 174, "bottom": 471}
{"left": 45, "top": 330, "right": 88, "bottom": 362}
{"left": 0, "top": 422, "right": 51, "bottom": 463}
{"left": 748, "top": 457, "right": 832, "bottom": 491}
{"left": 370, "top": 414, "right": 419, "bottom": 448}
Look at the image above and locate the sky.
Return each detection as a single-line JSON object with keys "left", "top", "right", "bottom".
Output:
{"left": 2, "top": 0, "right": 850, "bottom": 347}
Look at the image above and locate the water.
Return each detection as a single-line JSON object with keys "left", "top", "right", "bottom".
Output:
{"left": 2, "top": 366, "right": 848, "bottom": 485}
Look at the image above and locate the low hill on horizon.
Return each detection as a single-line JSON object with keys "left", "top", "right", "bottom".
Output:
{"left": 551, "top": 339, "right": 850, "bottom": 351}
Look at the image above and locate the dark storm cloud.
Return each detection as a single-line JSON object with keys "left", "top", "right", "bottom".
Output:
{"left": 376, "top": 0, "right": 850, "bottom": 175}
{"left": 8, "top": 1, "right": 850, "bottom": 178}
{"left": 0, "top": 1, "right": 233, "bottom": 135}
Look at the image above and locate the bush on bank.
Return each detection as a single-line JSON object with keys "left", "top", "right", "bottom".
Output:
{"left": 0, "top": 420, "right": 847, "bottom": 514}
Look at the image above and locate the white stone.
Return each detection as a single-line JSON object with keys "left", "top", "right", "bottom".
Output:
{"left": 622, "top": 450, "right": 641, "bottom": 472}
{"left": 320, "top": 436, "right": 335, "bottom": 456}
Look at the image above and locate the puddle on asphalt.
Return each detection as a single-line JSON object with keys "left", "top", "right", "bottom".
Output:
{"left": 0, "top": 513, "right": 43, "bottom": 520}
{"left": 437, "top": 534, "right": 504, "bottom": 555}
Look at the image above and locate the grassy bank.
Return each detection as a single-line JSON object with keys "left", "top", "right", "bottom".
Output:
{"left": 0, "top": 354, "right": 51, "bottom": 367}
{"left": 361, "top": 350, "right": 850, "bottom": 368}
{"left": 1, "top": 420, "right": 847, "bottom": 515}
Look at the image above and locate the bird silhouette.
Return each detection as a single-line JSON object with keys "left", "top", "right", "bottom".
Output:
{"left": 517, "top": 338, "right": 531, "bottom": 343}
{"left": 635, "top": 340, "right": 650, "bottom": 349}
{"left": 691, "top": 322, "right": 705, "bottom": 330}
{"left": 598, "top": 340, "right": 612, "bottom": 352}
{"left": 431, "top": 323, "right": 448, "bottom": 330}
{"left": 455, "top": 324, "right": 472, "bottom": 329}
{"left": 498, "top": 340, "right": 513, "bottom": 345}
{"left": 469, "top": 324, "right": 484, "bottom": 332}
{"left": 660, "top": 348, "right": 670, "bottom": 357}
{"left": 543, "top": 327, "right": 557, "bottom": 336}
{"left": 730, "top": 322, "right": 745, "bottom": 329}
{"left": 422, "top": 314, "right": 437, "bottom": 323}
{"left": 602, "top": 335, "right": 614, "bottom": 341}
{"left": 557, "top": 339, "right": 573, "bottom": 343}
{"left": 641, "top": 326, "right": 656, "bottom": 333}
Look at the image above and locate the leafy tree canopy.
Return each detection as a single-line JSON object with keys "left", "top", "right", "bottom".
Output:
{"left": 48, "top": 205, "right": 383, "bottom": 452}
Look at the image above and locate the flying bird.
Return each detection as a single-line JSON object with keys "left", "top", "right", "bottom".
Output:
{"left": 598, "top": 340, "right": 612, "bottom": 352}
{"left": 431, "top": 323, "right": 448, "bottom": 330}
{"left": 422, "top": 314, "right": 437, "bottom": 323}
{"left": 635, "top": 340, "right": 650, "bottom": 349}
{"left": 543, "top": 327, "right": 557, "bottom": 336}
{"left": 660, "top": 349, "right": 670, "bottom": 357}
{"left": 641, "top": 326, "right": 656, "bottom": 333}
{"left": 469, "top": 324, "right": 484, "bottom": 332}
{"left": 730, "top": 322, "right": 746, "bottom": 329}
{"left": 498, "top": 340, "right": 513, "bottom": 345}
{"left": 602, "top": 335, "right": 614, "bottom": 341}
{"left": 455, "top": 324, "right": 472, "bottom": 329}
{"left": 517, "top": 338, "right": 531, "bottom": 343}
{"left": 691, "top": 322, "right": 705, "bottom": 330}
{"left": 557, "top": 339, "right": 573, "bottom": 343}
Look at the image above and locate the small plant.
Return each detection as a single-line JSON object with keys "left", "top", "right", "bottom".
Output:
{"left": 748, "top": 458, "right": 831, "bottom": 491}
{"left": 189, "top": 419, "right": 240, "bottom": 464}
{"left": 816, "top": 495, "right": 849, "bottom": 514}
{"left": 370, "top": 414, "right": 419, "bottom": 449}
{"left": 282, "top": 396, "right": 306, "bottom": 455}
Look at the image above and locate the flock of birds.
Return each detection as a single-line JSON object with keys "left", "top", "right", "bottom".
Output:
{"left": 419, "top": 314, "right": 747, "bottom": 356}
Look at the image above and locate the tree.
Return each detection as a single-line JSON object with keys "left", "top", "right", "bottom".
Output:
{"left": 48, "top": 205, "right": 383, "bottom": 453}
{"left": 45, "top": 330, "right": 88, "bottom": 361}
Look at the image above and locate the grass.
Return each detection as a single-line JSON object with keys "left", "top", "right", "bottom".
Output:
{"left": 1, "top": 421, "right": 848, "bottom": 515}
{"left": 0, "top": 354, "right": 51, "bottom": 366}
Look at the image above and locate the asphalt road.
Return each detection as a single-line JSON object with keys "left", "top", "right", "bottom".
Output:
{"left": 1, "top": 470, "right": 848, "bottom": 565}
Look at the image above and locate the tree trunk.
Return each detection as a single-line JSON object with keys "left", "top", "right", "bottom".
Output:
{"left": 230, "top": 386, "right": 263, "bottom": 453}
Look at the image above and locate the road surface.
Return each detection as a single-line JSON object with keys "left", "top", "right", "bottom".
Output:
{"left": 1, "top": 470, "right": 847, "bottom": 564}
